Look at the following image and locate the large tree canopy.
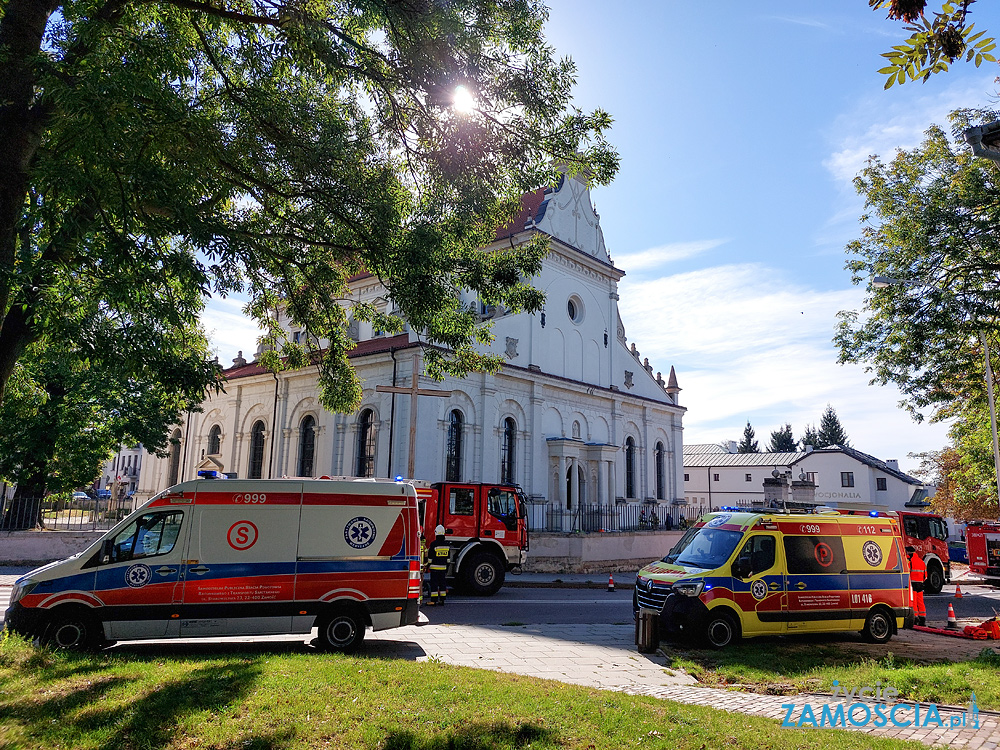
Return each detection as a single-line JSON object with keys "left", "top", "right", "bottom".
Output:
{"left": 836, "top": 108, "right": 1000, "bottom": 420}
{"left": 0, "top": 0, "right": 618, "bottom": 413}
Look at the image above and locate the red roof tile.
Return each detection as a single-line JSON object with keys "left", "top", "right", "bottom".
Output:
{"left": 495, "top": 188, "right": 548, "bottom": 240}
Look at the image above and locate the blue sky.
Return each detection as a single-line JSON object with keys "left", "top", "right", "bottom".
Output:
{"left": 203, "top": 2, "right": 1000, "bottom": 473}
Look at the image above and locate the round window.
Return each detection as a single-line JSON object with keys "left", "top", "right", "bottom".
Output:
{"left": 567, "top": 297, "right": 582, "bottom": 322}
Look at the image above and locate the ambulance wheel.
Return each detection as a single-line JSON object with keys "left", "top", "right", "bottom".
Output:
{"left": 702, "top": 610, "right": 740, "bottom": 649}
{"left": 45, "top": 609, "right": 102, "bottom": 651}
{"left": 925, "top": 563, "right": 944, "bottom": 596}
{"left": 862, "top": 608, "right": 894, "bottom": 644}
{"left": 463, "top": 552, "right": 505, "bottom": 596}
{"left": 316, "top": 610, "right": 365, "bottom": 652}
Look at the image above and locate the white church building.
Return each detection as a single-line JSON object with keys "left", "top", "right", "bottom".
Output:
{"left": 139, "top": 174, "right": 687, "bottom": 528}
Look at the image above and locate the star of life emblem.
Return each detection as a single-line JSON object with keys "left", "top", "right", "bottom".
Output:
{"left": 862, "top": 540, "right": 883, "bottom": 567}
{"left": 125, "top": 563, "right": 152, "bottom": 588}
{"left": 751, "top": 579, "right": 768, "bottom": 600}
{"left": 345, "top": 517, "right": 377, "bottom": 549}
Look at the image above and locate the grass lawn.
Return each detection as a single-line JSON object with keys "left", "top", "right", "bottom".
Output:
{"left": 0, "top": 634, "right": 924, "bottom": 750}
{"left": 666, "top": 637, "right": 1000, "bottom": 709}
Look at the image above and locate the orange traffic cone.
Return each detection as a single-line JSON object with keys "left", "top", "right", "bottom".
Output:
{"left": 608, "top": 574, "right": 615, "bottom": 593}
{"left": 955, "top": 584, "right": 964, "bottom": 599}
{"left": 946, "top": 603, "right": 959, "bottom": 630}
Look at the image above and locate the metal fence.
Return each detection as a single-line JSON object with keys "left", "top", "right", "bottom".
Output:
{"left": 529, "top": 502, "right": 722, "bottom": 533}
{"left": 0, "top": 495, "right": 134, "bottom": 532}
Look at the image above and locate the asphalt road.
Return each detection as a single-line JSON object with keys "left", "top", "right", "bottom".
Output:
{"left": 421, "top": 587, "right": 635, "bottom": 626}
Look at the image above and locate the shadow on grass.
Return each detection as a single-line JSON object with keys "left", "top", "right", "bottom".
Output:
{"left": 0, "top": 651, "right": 274, "bottom": 749}
{"left": 383, "top": 721, "right": 555, "bottom": 750}
{"left": 111, "top": 636, "right": 429, "bottom": 662}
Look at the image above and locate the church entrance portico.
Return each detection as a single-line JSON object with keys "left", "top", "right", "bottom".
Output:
{"left": 547, "top": 438, "right": 618, "bottom": 531}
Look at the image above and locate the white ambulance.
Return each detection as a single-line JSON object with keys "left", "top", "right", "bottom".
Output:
{"left": 5, "top": 476, "right": 423, "bottom": 651}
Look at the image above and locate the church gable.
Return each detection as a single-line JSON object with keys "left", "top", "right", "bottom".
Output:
{"left": 534, "top": 175, "right": 611, "bottom": 264}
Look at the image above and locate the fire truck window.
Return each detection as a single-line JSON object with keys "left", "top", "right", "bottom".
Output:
{"left": 108, "top": 512, "right": 183, "bottom": 563}
{"left": 904, "top": 518, "right": 919, "bottom": 538}
{"left": 737, "top": 535, "right": 777, "bottom": 575}
{"left": 488, "top": 489, "right": 517, "bottom": 517}
{"left": 917, "top": 517, "right": 931, "bottom": 540}
{"left": 783, "top": 535, "right": 846, "bottom": 574}
{"left": 931, "top": 518, "right": 947, "bottom": 540}
{"left": 449, "top": 488, "right": 475, "bottom": 516}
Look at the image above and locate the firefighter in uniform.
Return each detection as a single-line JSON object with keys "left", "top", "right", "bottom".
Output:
{"left": 906, "top": 545, "right": 927, "bottom": 626}
{"left": 427, "top": 525, "right": 449, "bottom": 606}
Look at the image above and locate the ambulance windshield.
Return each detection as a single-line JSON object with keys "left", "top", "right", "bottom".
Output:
{"left": 663, "top": 527, "right": 743, "bottom": 570}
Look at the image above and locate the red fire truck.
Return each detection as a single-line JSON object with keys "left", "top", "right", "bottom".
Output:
{"left": 411, "top": 481, "right": 529, "bottom": 596}
{"left": 966, "top": 522, "right": 1000, "bottom": 580}
{"left": 897, "top": 511, "right": 950, "bottom": 595}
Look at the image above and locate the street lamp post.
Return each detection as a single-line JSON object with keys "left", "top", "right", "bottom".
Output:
{"left": 872, "top": 275, "right": 1000, "bottom": 506}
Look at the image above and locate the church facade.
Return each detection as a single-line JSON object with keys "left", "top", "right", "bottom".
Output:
{"left": 139, "top": 175, "right": 687, "bottom": 526}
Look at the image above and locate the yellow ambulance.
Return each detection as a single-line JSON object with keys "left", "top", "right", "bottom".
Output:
{"left": 635, "top": 508, "right": 912, "bottom": 648}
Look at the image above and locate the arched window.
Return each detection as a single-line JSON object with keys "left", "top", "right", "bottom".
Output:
{"left": 356, "top": 409, "right": 376, "bottom": 477}
{"left": 167, "top": 429, "right": 182, "bottom": 486}
{"left": 207, "top": 425, "right": 222, "bottom": 456}
{"left": 625, "top": 436, "right": 636, "bottom": 498}
{"left": 445, "top": 410, "right": 463, "bottom": 482}
{"left": 501, "top": 417, "right": 516, "bottom": 484}
{"left": 248, "top": 421, "right": 266, "bottom": 479}
{"left": 298, "top": 415, "right": 316, "bottom": 477}
{"left": 655, "top": 441, "right": 665, "bottom": 500}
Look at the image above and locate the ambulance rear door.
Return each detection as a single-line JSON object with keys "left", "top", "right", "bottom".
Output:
{"left": 842, "top": 521, "right": 907, "bottom": 630}
{"left": 295, "top": 480, "right": 414, "bottom": 630}
{"left": 180, "top": 480, "right": 303, "bottom": 637}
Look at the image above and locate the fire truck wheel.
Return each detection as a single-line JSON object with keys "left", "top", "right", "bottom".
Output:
{"left": 924, "top": 563, "right": 944, "bottom": 596}
{"left": 862, "top": 607, "right": 893, "bottom": 644}
{"left": 316, "top": 610, "right": 365, "bottom": 652}
{"left": 702, "top": 610, "right": 740, "bottom": 649}
{"left": 44, "top": 609, "right": 102, "bottom": 651}
{"left": 463, "top": 552, "right": 506, "bottom": 596}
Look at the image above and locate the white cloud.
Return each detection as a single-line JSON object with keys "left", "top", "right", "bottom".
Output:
{"left": 201, "top": 295, "right": 261, "bottom": 365}
{"left": 614, "top": 239, "right": 727, "bottom": 272}
{"left": 823, "top": 79, "right": 998, "bottom": 187}
{"left": 619, "top": 262, "right": 950, "bottom": 472}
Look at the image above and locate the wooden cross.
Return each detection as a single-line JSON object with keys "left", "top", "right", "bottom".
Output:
{"left": 376, "top": 350, "right": 452, "bottom": 478}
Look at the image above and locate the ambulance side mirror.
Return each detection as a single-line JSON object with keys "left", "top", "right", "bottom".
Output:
{"left": 101, "top": 539, "right": 114, "bottom": 564}
{"left": 732, "top": 559, "right": 751, "bottom": 579}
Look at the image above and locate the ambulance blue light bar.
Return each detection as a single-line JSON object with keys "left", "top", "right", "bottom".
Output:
{"left": 197, "top": 470, "right": 225, "bottom": 479}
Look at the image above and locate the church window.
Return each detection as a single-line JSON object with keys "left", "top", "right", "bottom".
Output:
{"left": 207, "top": 425, "right": 222, "bottom": 456}
{"left": 567, "top": 295, "right": 583, "bottom": 323}
{"left": 655, "top": 442, "right": 665, "bottom": 500}
{"left": 248, "top": 421, "right": 266, "bottom": 479}
{"left": 356, "top": 409, "right": 376, "bottom": 478}
{"left": 501, "top": 417, "right": 516, "bottom": 484}
{"left": 625, "top": 437, "right": 636, "bottom": 498}
{"left": 298, "top": 415, "right": 316, "bottom": 477}
{"left": 167, "top": 429, "right": 182, "bottom": 486}
{"left": 445, "top": 410, "right": 463, "bottom": 482}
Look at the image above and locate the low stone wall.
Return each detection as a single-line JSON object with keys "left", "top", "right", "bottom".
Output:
{"left": 523, "top": 530, "right": 684, "bottom": 573}
{"left": 0, "top": 530, "right": 105, "bottom": 565}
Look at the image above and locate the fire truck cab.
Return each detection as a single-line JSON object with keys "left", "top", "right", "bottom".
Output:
{"left": 413, "top": 481, "right": 528, "bottom": 595}
{"left": 966, "top": 521, "right": 1000, "bottom": 580}
{"left": 897, "top": 511, "right": 950, "bottom": 595}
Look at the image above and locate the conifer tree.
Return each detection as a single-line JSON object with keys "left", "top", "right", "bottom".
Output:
{"left": 800, "top": 424, "right": 819, "bottom": 450}
{"left": 817, "top": 405, "right": 851, "bottom": 448}
{"left": 737, "top": 420, "right": 760, "bottom": 453}
{"left": 768, "top": 423, "right": 797, "bottom": 452}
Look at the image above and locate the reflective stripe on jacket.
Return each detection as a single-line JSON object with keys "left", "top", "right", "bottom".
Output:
{"left": 429, "top": 541, "right": 450, "bottom": 571}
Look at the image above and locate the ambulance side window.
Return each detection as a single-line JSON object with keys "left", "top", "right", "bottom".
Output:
{"left": 107, "top": 512, "right": 184, "bottom": 563}
{"left": 449, "top": 488, "right": 475, "bottom": 516}
{"left": 736, "top": 535, "right": 777, "bottom": 575}
{"left": 783, "top": 536, "right": 847, "bottom": 574}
